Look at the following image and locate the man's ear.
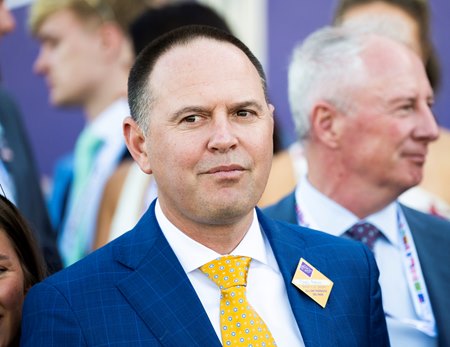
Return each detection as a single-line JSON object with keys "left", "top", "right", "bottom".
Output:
{"left": 310, "top": 101, "right": 342, "bottom": 149}
{"left": 123, "top": 117, "right": 153, "bottom": 174}
{"left": 98, "top": 22, "right": 128, "bottom": 63}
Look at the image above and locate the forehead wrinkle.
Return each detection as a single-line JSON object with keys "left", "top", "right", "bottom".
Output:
{"left": 228, "top": 100, "right": 264, "bottom": 112}
{"left": 149, "top": 46, "right": 265, "bottom": 117}
{"left": 169, "top": 99, "right": 265, "bottom": 121}
{"left": 172, "top": 105, "right": 213, "bottom": 118}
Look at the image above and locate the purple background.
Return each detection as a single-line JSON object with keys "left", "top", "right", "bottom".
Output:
{"left": 1, "top": 5, "right": 83, "bottom": 178}
{"left": 1, "top": 1, "right": 449, "bottom": 177}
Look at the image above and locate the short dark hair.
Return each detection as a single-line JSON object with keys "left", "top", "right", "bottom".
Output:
{"left": 128, "top": 24, "right": 268, "bottom": 132}
{"left": 0, "top": 195, "right": 46, "bottom": 289}
{"left": 333, "top": 0, "right": 441, "bottom": 90}
{"left": 130, "top": 2, "right": 232, "bottom": 56}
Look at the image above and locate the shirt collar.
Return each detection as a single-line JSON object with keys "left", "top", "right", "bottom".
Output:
{"left": 365, "top": 202, "right": 399, "bottom": 246}
{"left": 296, "top": 175, "right": 399, "bottom": 246}
{"left": 85, "top": 98, "right": 129, "bottom": 141}
{"left": 155, "top": 200, "right": 272, "bottom": 273}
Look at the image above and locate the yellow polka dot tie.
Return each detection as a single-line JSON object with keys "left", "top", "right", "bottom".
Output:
{"left": 200, "top": 255, "right": 276, "bottom": 346}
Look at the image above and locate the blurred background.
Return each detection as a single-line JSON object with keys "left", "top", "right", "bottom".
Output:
{"left": 1, "top": 0, "right": 449, "bottom": 187}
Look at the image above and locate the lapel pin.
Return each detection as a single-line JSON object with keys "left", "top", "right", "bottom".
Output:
{"left": 292, "top": 258, "right": 333, "bottom": 308}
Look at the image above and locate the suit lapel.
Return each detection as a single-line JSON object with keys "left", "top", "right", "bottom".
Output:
{"left": 114, "top": 203, "right": 221, "bottom": 347}
{"left": 258, "top": 209, "right": 337, "bottom": 346}
{"left": 111, "top": 201, "right": 341, "bottom": 346}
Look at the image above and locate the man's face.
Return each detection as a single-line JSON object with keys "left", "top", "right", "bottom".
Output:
{"left": 338, "top": 38, "right": 438, "bottom": 194}
{"left": 143, "top": 38, "right": 274, "bottom": 228}
{"left": 33, "top": 9, "right": 108, "bottom": 107}
{"left": 0, "top": 0, "right": 15, "bottom": 38}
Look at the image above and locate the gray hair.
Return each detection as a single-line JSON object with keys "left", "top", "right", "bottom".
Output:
{"left": 288, "top": 26, "right": 369, "bottom": 142}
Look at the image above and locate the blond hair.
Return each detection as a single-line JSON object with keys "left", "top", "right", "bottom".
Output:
{"left": 29, "top": 0, "right": 151, "bottom": 35}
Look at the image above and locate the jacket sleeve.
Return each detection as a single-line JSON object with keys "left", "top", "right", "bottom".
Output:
{"left": 21, "top": 281, "right": 86, "bottom": 346}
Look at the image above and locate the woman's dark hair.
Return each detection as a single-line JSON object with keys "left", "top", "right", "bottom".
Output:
{"left": 0, "top": 194, "right": 47, "bottom": 289}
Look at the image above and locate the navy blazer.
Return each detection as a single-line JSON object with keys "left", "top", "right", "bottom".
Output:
{"left": 21, "top": 201, "right": 389, "bottom": 346}
{"left": 0, "top": 88, "right": 62, "bottom": 272}
{"left": 264, "top": 190, "right": 450, "bottom": 347}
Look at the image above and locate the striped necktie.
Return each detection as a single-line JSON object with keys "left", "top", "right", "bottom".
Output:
{"left": 60, "top": 128, "right": 103, "bottom": 266}
{"left": 71, "top": 128, "right": 103, "bottom": 201}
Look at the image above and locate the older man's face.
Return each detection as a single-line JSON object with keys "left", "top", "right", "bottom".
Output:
{"left": 142, "top": 38, "right": 274, "bottom": 228}
{"left": 338, "top": 37, "right": 438, "bottom": 195}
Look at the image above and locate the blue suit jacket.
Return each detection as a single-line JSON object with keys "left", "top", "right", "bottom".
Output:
{"left": 264, "top": 190, "right": 450, "bottom": 347}
{"left": 21, "top": 201, "right": 389, "bottom": 346}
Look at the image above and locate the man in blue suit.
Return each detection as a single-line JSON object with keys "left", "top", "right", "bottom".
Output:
{"left": 21, "top": 25, "right": 389, "bottom": 346}
{"left": 264, "top": 26, "right": 449, "bottom": 347}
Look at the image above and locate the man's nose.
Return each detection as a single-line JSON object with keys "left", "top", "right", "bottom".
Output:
{"left": 33, "top": 48, "right": 48, "bottom": 75}
{"left": 207, "top": 114, "right": 239, "bottom": 153}
{"left": 414, "top": 103, "right": 439, "bottom": 143}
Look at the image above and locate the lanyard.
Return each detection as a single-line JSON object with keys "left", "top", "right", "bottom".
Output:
{"left": 395, "top": 208, "right": 436, "bottom": 336}
{"left": 295, "top": 200, "right": 436, "bottom": 337}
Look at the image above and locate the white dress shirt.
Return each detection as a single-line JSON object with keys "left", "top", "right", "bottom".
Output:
{"left": 295, "top": 175, "right": 437, "bottom": 347}
{"left": 155, "top": 200, "right": 304, "bottom": 347}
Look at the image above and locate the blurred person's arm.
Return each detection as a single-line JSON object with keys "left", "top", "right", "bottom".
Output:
{"left": 94, "top": 160, "right": 133, "bottom": 249}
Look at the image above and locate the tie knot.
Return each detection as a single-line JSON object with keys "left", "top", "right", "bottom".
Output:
{"left": 200, "top": 255, "right": 251, "bottom": 290}
{"left": 346, "top": 222, "right": 381, "bottom": 251}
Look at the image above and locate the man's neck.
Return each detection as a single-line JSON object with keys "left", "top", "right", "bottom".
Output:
{"left": 159, "top": 201, "right": 255, "bottom": 255}
{"left": 307, "top": 168, "right": 399, "bottom": 220}
{"left": 84, "top": 90, "right": 126, "bottom": 122}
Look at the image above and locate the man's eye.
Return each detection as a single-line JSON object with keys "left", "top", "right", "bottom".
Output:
{"left": 400, "top": 104, "right": 414, "bottom": 112}
{"left": 183, "top": 115, "right": 199, "bottom": 123}
{"left": 236, "top": 110, "right": 250, "bottom": 117}
{"left": 42, "top": 37, "right": 59, "bottom": 49}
